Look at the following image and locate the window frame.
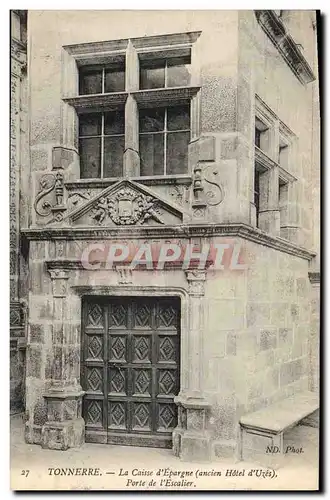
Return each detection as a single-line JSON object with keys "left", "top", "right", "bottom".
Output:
{"left": 253, "top": 95, "right": 297, "bottom": 235}
{"left": 61, "top": 32, "right": 201, "bottom": 182}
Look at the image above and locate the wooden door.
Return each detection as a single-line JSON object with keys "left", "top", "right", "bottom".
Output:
{"left": 82, "top": 296, "right": 180, "bottom": 448}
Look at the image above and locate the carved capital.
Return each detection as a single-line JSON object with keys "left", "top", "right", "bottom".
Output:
{"left": 185, "top": 270, "right": 206, "bottom": 296}
{"left": 49, "top": 269, "right": 69, "bottom": 298}
{"left": 116, "top": 267, "right": 133, "bottom": 285}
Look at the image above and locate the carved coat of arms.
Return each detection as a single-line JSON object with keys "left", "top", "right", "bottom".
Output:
{"left": 92, "top": 187, "right": 164, "bottom": 226}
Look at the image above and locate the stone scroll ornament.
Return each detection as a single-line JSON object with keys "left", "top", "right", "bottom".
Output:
{"left": 203, "top": 165, "right": 224, "bottom": 206}
{"left": 34, "top": 172, "right": 64, "bottom": 216}
{"left": 92, "top": 187, "right": 165, "bottom": 226}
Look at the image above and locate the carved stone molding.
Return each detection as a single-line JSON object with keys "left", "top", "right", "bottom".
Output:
{"left": 22, "top": 222, "right": 316, "bottom": 261}
{"left": 255, "top": 10, "right": 315, "bottom": 84}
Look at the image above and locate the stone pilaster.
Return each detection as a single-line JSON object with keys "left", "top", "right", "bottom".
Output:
{"left": 41, "top": 269, "right": 85, "bottom": 450}
{"left": 173, "top": 270, "right": 211, "bottom": 462}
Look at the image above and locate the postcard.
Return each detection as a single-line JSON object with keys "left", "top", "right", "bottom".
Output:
{"left": 10, "top": 8, "right": 320, "bottom": 491}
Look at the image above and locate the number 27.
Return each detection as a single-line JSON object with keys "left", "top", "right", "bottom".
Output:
{"left": 21, "top": 470, "right": 30, "bottom": 477}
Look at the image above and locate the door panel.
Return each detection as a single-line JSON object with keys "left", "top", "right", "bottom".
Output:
{"left": 82, "top": 296, "right": 180, "bottom": 448}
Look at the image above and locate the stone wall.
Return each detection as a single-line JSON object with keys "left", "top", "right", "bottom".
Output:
{"left": 10, "top": 11, "right": 28, "bottom": 414}
{"left": 203, "top": 237, "right": 310, "bottom": 458}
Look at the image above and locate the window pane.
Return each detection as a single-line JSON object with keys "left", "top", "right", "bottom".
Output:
{"left": 166, "top": 131, "right": 189, "bottom": 175}
{"left": 79, "top": 137, "right": 101, "bottom": 178}
{"left": 104, "top": 111, "right": 125, "bottom": 135}
{"left": 139, "top": 108, "right": 165, "bottom": 132}
{"left": 167, "top": 57, "right": 191, "bottom": 87}
{"left": 140, "top": 134, "right": 164, "bottom": 176}
{"left": 79, "top": 113, "right": 102, "bottom": 136}
{"left": 105, "top": 67, "right": 125, "bottom": 93}
{"left": 79, "top": 69, "right": 102, "bottom": 95}
{"left": 104, "top": 136, "right": 124, "bottom": 177}
{"left": 140, "top": 61, "right": 165, "bottom": 89}
{"left": 167, "top": 105, "right": 190, "bottom": 131}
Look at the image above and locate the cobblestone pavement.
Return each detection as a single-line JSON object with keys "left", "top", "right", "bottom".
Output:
{"left": 10, "top": 414, "right": 319, "bottom": 491}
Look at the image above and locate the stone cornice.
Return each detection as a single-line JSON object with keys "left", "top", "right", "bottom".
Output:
{"left": 63, "top": 92, "right": 127, "bottom": 112}
{"left": 255, "top": 10, "right": 315, "bottom": 85}
{"left": 21, "top": 223, "right": 315, "bottom": 261}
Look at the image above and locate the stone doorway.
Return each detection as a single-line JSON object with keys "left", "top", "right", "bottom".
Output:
{"left": 81, "top": 296, "right": 181, "bottom": 448}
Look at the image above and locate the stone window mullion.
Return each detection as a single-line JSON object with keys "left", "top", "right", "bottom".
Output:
{"left": 124, "top": 40, "right": 140, "bottom": 177}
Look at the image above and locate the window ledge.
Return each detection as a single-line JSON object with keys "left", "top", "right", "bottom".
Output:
{"left": 63, "top": 92, "right": 128, "bottom": 112}
{"left": 255, "top": 10, "right": 315, "bottom": 84}
{"left": 65, "top": 175, "right": 192, "bottom": 190}
{"left": 255, "top": 147, "right": 297, "bottom": 183}
{"left": 131, "top": 86, "right": 200, "bottom": 107}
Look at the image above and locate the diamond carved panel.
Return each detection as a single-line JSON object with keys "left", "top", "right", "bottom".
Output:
{"left": 159, "top": 337, "right": 175, "bottom": 362}
{"left": 109, "top": 304, "right": 127, "bottom": 328}
{"left": 158, "top": 403, "right": 176, "bottom": 430}
{"left": 87, "top": 303, "right": 104, "bottom": 327}
{"left": 88, "top": 335, "right": 103, "bottom": 359}
{"left": 87, "top": 367, "right": 103, "bottom": 392}
{"left": 133, "top": 336, "right": 150, "bottom": 362}
{"left": 109, "top": 402, "right": 126, "bottom": 429}
{"left": 132, "top": 403, "right": 150, "bottom": 429}
{"left": 135, "top": 304, "right": 151, "bottom": 328}
{"left": 109, "top": 367, "right": 126, "bottom": 394}
{"left": 159, "top": 370, "right": 176, "bottom": 395}
{"left": 133, "top": 369, "right": 151, "bottom": 395}
{"left": 110, "top": 336, "right": 126, "bottom": 361}
{"left": 158, "top": 304, "right": 177, "bottom": 328}
{"left": 87, "top": 400, "right": 102, "bottom": 425}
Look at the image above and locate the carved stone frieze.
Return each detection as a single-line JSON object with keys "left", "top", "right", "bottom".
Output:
{"left": 68, "top": 190, "right": 92, "bottom": 210}
{"left": 169, "top": 185, "right": 190, "bottom": 207}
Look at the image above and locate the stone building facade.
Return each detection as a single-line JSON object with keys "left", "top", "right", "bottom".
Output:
{"left": 11, "top": 10, "right": 320, "bottom": 460}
